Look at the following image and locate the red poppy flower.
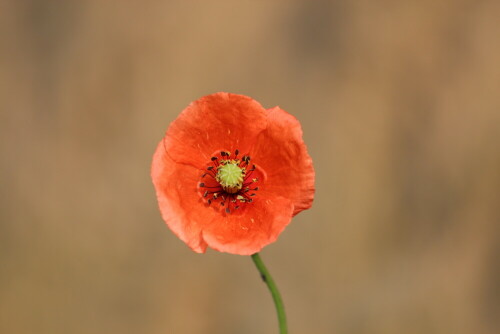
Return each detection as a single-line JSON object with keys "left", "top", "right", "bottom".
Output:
{"left": 151, "top": 92, "right": 315, "bottom": 255}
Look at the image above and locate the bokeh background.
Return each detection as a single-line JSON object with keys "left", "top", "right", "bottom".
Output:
{"left": 1, "top": 1, "right": 499, "bottom": 333}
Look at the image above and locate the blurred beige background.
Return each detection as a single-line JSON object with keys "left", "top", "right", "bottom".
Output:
{"left": 1, "top": 1, "right": 499, "bottom": 333}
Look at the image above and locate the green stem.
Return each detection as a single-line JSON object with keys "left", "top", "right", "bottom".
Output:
{"left": 251, "top": 253, "right": 288, "bottom": 334}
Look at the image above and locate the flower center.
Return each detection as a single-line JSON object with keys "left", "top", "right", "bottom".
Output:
{"left": 216, "top": 161, "right": 244, "bottom": 194}
{"left": 198, "top": 150, "right": 260, "bottom": 214}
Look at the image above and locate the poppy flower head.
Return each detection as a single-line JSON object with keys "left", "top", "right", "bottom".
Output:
{"left": 152, "top": 93, "right": 314, "bottom": 255}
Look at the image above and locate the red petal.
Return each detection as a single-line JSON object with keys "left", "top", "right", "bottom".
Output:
{"left": 201, "top": 191, "right": 294, "bottom": 255}
{"left": 151, "top": 141, "right": 211, "bottom": 253}
{"left": 164, "top": 93, "right": 268, "bottom": 168}
{"left": 250, "top": 107, "right": 315, "bottom": 216}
